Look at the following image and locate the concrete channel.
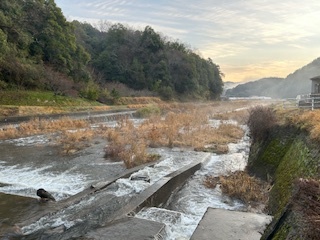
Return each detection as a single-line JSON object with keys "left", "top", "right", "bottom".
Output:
{"left": 13, "top": 153, "right": 211, "bottom": 240}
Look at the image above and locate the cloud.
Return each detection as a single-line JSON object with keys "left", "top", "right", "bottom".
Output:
{"left": 221, "top": 59, "right": 316, "bottom": 82}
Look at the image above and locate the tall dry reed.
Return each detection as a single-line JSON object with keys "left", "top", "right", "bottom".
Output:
{"left": 104, "top": 104, "right": 246, "bottom": 168}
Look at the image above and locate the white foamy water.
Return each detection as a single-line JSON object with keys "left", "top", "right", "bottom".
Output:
{"left": 136, "top": 126, "right": 251, "bottom": 240}
{"left": 0, "top": 162, "right": 87, "bottom": 200}
{"left": 209, "top": 119, "right": 238, "bottom": 128}
{"left": 21, "top": 195, "right": 96, "bottom": 234}
{"left": 110, "top": 151, "right": 202, "bottom": 197}
{"left": 2, "top": 134, "right": 52, "bottom": 146}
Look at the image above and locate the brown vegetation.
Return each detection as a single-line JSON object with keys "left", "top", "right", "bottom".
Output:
{"left": 292, "top": 178, "right": 320, "bottom": 239}
{"left": 104, "top": 103, "right": 247, "bottom": 168}
{"left": 291, "top": 109, "right": 320, "bottom": 141}
{"left": 0, "top": 117, "right": 89, "bottom": 140}
{"left": 1, "top": 100, "right": 255, "bottom": 165}
{"left": 247, "top": 106, "right": 277, "bottom": 141}
{"left": 115, "top": 97, "right": 162, "bottom": 105}
{"left": 58, "top": 129, "right": 95, "bottom": 155}
{"left": 273, "top": 108, "right": 320, "bottom": 142}
{"left": 213, "top": 108, "right": 250, "bottom": 124}
{"left": 204, "top": 171, "right": 270, "bottom": 206}
{"left": 103, "top": 119, "right": 160, "bottom": 168}
{"left": 0, "top": 105, "right": 112, "bottom": 117}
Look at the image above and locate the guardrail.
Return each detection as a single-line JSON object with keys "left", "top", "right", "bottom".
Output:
{"left": 283, "top": 96, "right": 320, "bottom": 110}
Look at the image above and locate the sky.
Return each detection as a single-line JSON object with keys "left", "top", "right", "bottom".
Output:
{"left": 55, "top": 0, "right": 320, "bottom": 83}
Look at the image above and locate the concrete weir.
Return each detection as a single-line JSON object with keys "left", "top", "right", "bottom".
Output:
{"left": 84, "top": 217, "right": 166, "bottom": 240}
{"left": 0, "top": 109, "right": 136, "bottom": 127}
{"left": 81, "top": 154, "right": 211, "bottom": 240}
{"left": 18, "top": 152, "right": 211, "bottom": 240}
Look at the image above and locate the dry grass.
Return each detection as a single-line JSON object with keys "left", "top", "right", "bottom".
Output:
{"left": 292, "top": 109, "right": 320, "bottom": 141}
{"left": 58, "top": 129, "right": 95, "bottom": 154}
{"left": 247, "top": 106, "right": 277, "bottom": 141}
{"left": 0, "top": 117, "right": 95, "bottom": 155}
{"left": 292, "top": 178, "right": 320, "bottom": 239}
{"left": 0, "top": 106, "right": 19, "bottom": 116}
{"left": 0, "top": 101, "right": 256, "bottom": 166}
{"left": 0, "top": 105, "right": 112, "bottom": 117}
{"left": 104, "top": 103, "right": 247, "bottom": 167}
{"left": 104, "top": 119, "right": 159, "bottom": 168}
{"left": 139, "top": 111, "right": 243, "bottom": 148}
{"left": 0, "top": 125, "right": 20, "bottom": 139}
{"left": 274, "top": 108, "right": 320, "bottom": 142}
{"left": 204, "top": 171, "right": 270, "bottom": 206}
{"left": 115, "top": 97, "right": 162, "bottom": 105}
{"left": 213, "top": 108, "right": 250, "bottom": 124}
{"left": 0, "top": 117, "right": 89, "bottom": 140}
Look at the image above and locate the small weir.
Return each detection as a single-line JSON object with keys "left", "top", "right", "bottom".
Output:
{"left": 0, "top": 109, "right": 136, "bottom": 128}
{"left": 14, "top": 150, "right": 210, "bottom": 239}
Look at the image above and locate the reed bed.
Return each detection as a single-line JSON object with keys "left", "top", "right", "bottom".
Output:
{"left": 104, "top": 104, "right": 246, "bottom": 168}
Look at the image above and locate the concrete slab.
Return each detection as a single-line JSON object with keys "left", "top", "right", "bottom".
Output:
{"left": 191, "top": 208, "right": 272, "bottom": 240}
{"left": 84, "top": 217, "right": 165, "bottom": 240}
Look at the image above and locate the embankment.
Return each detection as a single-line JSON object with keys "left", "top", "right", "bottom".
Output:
{"left": 247, "top": 125, "right": 319, "bottom": 239}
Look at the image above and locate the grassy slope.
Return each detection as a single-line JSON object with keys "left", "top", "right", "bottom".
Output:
{"left": 0, "top": 91, "right": 163, "bottom": 116}
{"left": 0, "top": 91, "right": 101, "bottom": 116}
{"left": 0, "top": 91, "right": 102, "bottom": 106}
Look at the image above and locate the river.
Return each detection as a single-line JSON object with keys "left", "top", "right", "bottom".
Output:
{"left": 0, "top": 111, "right": 252, "bottom": 239}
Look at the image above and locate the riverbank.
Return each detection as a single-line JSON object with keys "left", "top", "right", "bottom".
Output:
{"left": 247, "top": 107, "right": 320, "bottom": 239}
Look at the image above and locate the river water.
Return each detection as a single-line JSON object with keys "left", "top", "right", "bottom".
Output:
{"left": 0, "top": 116, "right": 251, "bottom": 239}
{"left": 135, "top": 125, "right": 250, "bottom": 240}
{"left": 0, "top": 125, "right": 125, "bottom": 236}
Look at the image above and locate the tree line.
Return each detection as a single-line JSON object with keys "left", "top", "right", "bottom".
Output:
{"left": 0, "top": 0, "right": 224, "bottom": 102}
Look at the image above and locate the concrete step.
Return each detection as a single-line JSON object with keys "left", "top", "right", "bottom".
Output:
{"left": 83, "top": 217, "right": 165, "bottom": 240}
{"left": 191, "top": 208, "right": 272, "bottom": 240}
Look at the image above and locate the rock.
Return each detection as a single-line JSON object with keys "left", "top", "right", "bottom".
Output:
{"left": 130, "top": 175, "right": 150, "bottom": 183}
{"left": 36, "top": 188, "right": 56, "bottom": 201}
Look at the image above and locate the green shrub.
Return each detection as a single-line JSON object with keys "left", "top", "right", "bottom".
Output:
{"left": 135, "top": 105, "right": 161, "bottom": 118}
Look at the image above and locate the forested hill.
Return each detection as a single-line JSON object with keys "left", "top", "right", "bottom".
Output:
{"left": 0, "top": 0, "right": 224, "bottom": 102}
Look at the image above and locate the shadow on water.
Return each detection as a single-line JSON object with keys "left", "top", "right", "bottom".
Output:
{"left": 0, "top": 193, "right": 54, "bottom": 238}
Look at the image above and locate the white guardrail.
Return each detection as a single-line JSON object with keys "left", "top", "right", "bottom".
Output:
{"left": 283, "top": 94, "right": 320, "bottom": 110}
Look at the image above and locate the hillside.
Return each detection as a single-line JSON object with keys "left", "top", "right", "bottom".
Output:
{"left": 0, "top": 0, "right": 224, "bottom": 103}
{"left": 221, "top": 81, "right": 240, "bottom": 95}
{"left": 277, "top": 58, "right": 320, "bottom": 98}
{"left": 226, "top": 78, "right": 283, "bottom": 98}
{"left": 226, "top": 58, "right": 320, "bottom": 98}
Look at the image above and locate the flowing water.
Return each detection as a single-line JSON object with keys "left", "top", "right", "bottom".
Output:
{"left": 0, "top": 114, "right": 252, "bottom": 239}
{"left": 135, "top": 126, "right": 251, "bottom": 240}
{"left": 0, "top": 132, "right": 125, "bottom": 236}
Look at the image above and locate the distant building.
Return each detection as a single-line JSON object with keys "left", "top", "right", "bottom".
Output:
{"left": 310, "top": 76, "right": 320, "bottom": 95}
{"left": 296, "top": 76, "right": 320, "bottom": 109}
